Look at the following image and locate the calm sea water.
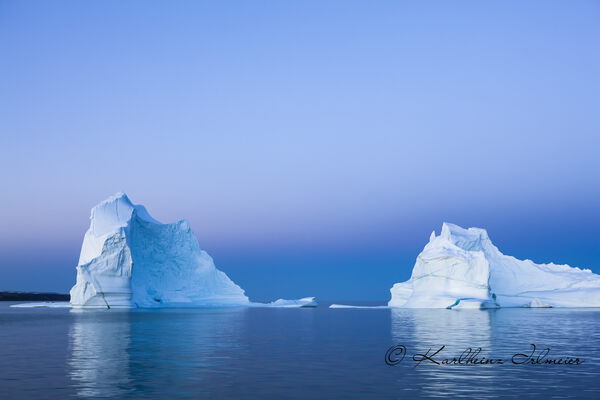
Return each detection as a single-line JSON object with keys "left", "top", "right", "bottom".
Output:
{"left": 1, "top": 302, "right": 599, "bottom": 399}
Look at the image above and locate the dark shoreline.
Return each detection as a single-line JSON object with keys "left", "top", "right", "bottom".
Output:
{"left": 0, "top": 292, "right": 70, "bottom": 301}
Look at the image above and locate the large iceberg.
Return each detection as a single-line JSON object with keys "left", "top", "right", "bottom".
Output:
{"left": 70, "top": 193, "right": 314, "bottom": 309}
{"left": 389, "top": 223, "right": 600, "bottom": 308}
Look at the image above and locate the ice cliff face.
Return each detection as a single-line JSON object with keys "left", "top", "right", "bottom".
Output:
{"left": 389, "top": 223, "right": 600, "bottom": 308}
{"left": 70, "top": 193, "right": 249, "bottom": 308}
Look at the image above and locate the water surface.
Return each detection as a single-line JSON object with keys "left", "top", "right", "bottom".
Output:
{"left": 1, "top": 303, "right": 599, "bottom": 399}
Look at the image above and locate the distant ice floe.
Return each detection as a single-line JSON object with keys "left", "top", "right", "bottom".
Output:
{"left": 11, "top": 299, "right": 320, "bottom": 309}
{"left": 329, "top": 304, "right": 388, "bottom": 309}
{"left": 10, "top": 302, "right": 71, "bottom": 308}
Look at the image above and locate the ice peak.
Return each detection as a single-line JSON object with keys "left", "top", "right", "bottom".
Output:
{"left": 89, "top": 193, "right": 136, "bottom": 237}
{"left": 96, "top": 192, "right": 132, "bottom": 207}
{"left": 439, "top": 222, "right": 489, "bottom": 251}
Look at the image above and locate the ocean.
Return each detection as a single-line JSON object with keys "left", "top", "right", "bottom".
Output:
{"left": 1, "top": 302, "right": 599, "bottom": 399}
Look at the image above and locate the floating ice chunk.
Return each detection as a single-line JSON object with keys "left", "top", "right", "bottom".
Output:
{"left": 10, "top": 302, "right": 71, "bottom": 308}
{"left": 329, "top": 304, "right": 389, "bottom": 309}
{"left": 256, "top": 297, "right": 318, "bottom": 308}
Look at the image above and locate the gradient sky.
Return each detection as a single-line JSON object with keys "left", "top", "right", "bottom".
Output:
{"left": 1, "top": 1, "right": 599, "bottom": 301}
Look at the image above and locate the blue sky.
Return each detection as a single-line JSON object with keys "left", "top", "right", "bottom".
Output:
{"left": 1, "top": 1, "right": 599, "bottom": 301}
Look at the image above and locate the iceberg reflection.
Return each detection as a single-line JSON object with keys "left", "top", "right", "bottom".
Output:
{"left": 390, "top": 309, "right": 498, "bottom": 398}
{"left": 68, "top": 308, "right": 247, "bottom": 398}
{"left": 391, "top": 308, "right": 492, "bottom": 345}
{"left": 68, "top": 310, "right": 132, "bottom": 398}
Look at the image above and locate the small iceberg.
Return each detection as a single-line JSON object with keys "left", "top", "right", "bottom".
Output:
{"left": 258, "top": 297, "right": 318, "bottom": 308}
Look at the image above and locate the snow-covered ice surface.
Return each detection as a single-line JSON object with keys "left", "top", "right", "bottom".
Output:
{"left": 389, "top": 223, "right": 600, "bottom": 309}
{"left": 69, "top": 193, "right": 314, "bottom": 309}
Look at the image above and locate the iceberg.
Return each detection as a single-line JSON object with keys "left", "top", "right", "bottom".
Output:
{"left": 70, "top": 193, "right": 315, "bottom": 309}
{"left": 389, "top": 223, "right": 600, "bottom": 308}
{"left": 260, "top": 297, "right": 318, "bottom": 308}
